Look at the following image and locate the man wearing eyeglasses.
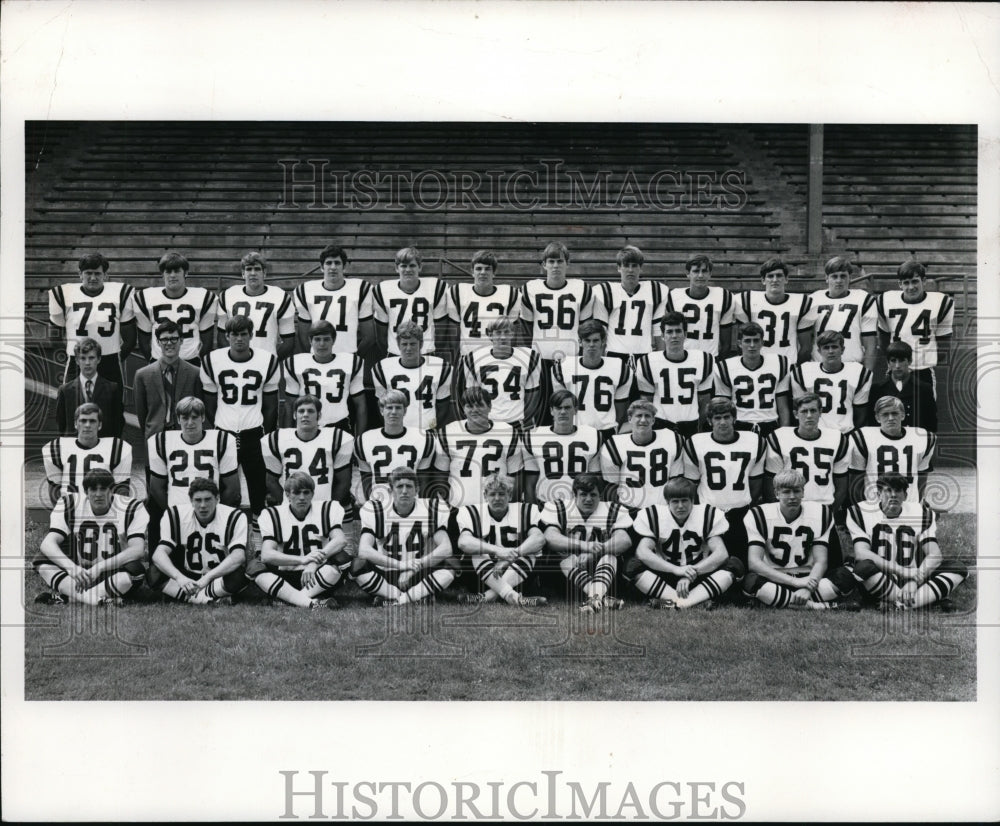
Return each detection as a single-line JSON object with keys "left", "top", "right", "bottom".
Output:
{"left": 134, "top": 320, "right": 204, "bottom": 441}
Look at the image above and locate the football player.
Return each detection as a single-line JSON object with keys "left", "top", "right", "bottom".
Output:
{"left": 876, "top": 258, "right": 953, "bottom": 395}
{"left": 351, "top": 467, "right": 457, "bottom": 606}
{"left": 592, "top": 244, "right": 666, "bottom": 359}
{"left": 456, "top": 473, "right": 547, "bottom": 606}
{"left": 43, "top": 402, "right": 132, "bottom": 505}
{"left": 247, "top": 472, "right": 351, "bottom": 609}
{"left": 540, "top": 473, "right": 631, "bottom": 613}
{"left": 790, "top": 331, "right": 872, "bottom": 433}
{"left": 522, "top": 390, "right": 601, "bottom": 504}
{"left": 151, "top": 477, "right": 251, "bottom": 604}
{"left": 847, "top": 473, "right": 966, "bottom": 609}
{"left": 34, "top": 468, "right": 147, "bottom": 606}
{"left": 48, "top": 252, "right": 135, "bottom": 385}
{"left": 200, "top": 315, "right": 280, "bottom": 515}
{"left": 599, "top": 400, "right": 684, "bottom": 511}
{"left": 262, "top": 395, "right": 354, "bottom": 506}
{"left": 552, "top": 320, "right": 633, "bottom": 441}
{"left": 713, "top": 321, "right": 791, "bottom": 438}
{"left": 293, "top": 243, "right": 375, "bottom": 357}
{"left": 734, "top": 258, "right": 812, "bottom": 363}
{"left": 634, "top": 311, "right": 714, "bottom": 437}
{"left": 217, "top": 252, "right": 295, "bottom": 358}
{"left": 741, "top": 470, "right": 857, "bottom": 609}
{"left": 372, "top": 246, "right": 449, "bottom": 357}
{"left": 849, "top": 396, "right": 936, "bottom": 504}
{"left": 132, "top": 251, "right": 219, "bottom": 363}
{"left": 446, "top": 249, "right": 520, "bottom": 358}
{"left": 353, "top": 390, "right": 439, "bottom": 502}
{"left": 462, "top": 316, "right": 542, "bottom": 427}
{"left": 282, "top": 320, "right": 367, "bottom": 431}
{"left": 666, "top": 253, "right": 735, "bottom": 358}
{"left": 803, "top": 256, "right": 877, "bottom": 371}
{"left": 373, "top": 321, "right": 452, "bottom": 432}
{"left": 434, "top": 388, "right": 524, "bottom": 508}
{"left": 628, "top": 478, "right": 743, "bottom": 609}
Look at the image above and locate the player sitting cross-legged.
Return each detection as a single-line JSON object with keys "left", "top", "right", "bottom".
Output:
{"left": 351, "top": 467, "right": 457, "bottom": 607}
{"left": 540, "top": 473, "right": 632, "bottom": 613}
{"left": 151, "top": 477, "right": 251, "bottom": 604}
{"left": 246, "top": 472, "right": 351, "bottom": 609}
{"left": 741, "top": 470, "right": 857, "bottom": 609}
{"left": 628, "top": 478, "right": 744, "bottom": 610}
{"left": 846, "top": 472, "right": 967, "bottom": 610}
{"left": 456, "top": 473, "right": 548, "bottom": 606}
{"left": 34, "top": 468, "right": 148, "bottom": 606}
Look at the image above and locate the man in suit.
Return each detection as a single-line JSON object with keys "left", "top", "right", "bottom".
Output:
{"left": 134, "top": 320, "right": 203, "bottom": 441}
{"left": 54, "top": 338, "right": 124, "bottom": 437}
{"left": 868, "top": 341, "right": 938, "bottom": 432}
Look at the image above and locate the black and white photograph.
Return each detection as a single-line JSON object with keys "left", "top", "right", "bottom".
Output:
{"left": 2, "top": 1, "right": 998, "bottom": 822}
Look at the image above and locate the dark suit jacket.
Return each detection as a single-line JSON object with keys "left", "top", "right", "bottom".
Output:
{"left": 54, "top": 375, "right": 124, "bottom": 437}
{"left": 868, "top": 374, "right": 939, "bottom": 432}
{"left": 134, "top": 359, "right": 203, "bottom": 441}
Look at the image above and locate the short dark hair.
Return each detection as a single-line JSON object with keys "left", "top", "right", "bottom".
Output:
{"left": 389, "top": 466, "right": 418, "bottom": 488}
{"left": 308, "top": 320, "right": 337, "bottom": 340}
{"left": 897, "top": 258, "right": 926, "bottom": 281}
{"left": 78, "top": 253, "right": 110, "bottom": 273}
{"left": 74, "top": 402, "right": 102, "bottom": 425}
{"left": 885, "top": 341, "right": 913, "bottom": 362}
{"left": 824, "top": 255, "right": 853, "bottom": 276}
{"left": 685, "top": 253, "right": 713, "bottom": 273}
{"left": 293, "top": 395, "right": 322, "bottom": 415}
{"left": 319, "top": 244, "right": 349, "bottom": 266}
{"left": 225, "top": 314, "right": 254, "bottom": 336}
{"left": 73, "top": 337, "right": 102, "bottom": 358}
{"left": 158, "top": 251, "right": 189, "bottom": 273}
{"left": 661, "top": 311, "right": 687, "bottom": 331}
{"left": 572, "top": 473, "right": 601, "bottom": 495}
{"left": 461, "top": 386, "right": 492, "bottom": 409}
{"left": 577, "top": 319, "right": 607, "bottom": 341}
{"left": 792, "top": 392, "right": 823, "bottom": 411}
{"left": 81, "top": 467, "right": 115, "bottom": 492}
{"left": 664, "top": 478, "right": 697, "bottom": 501}
{"left": 540, "top": 241, "right": 570, "bottom": 264}
{"left": 549, "top": 389, "right": 578, "bottom": 410}
{"left": 283, "top": 470, "right": 315, "bottom": 495}
{"left": 155, "top": 320, "right": 181, "bottom": 340}
{"left": 188, "top": 477, "right": 220, "bottom": 498}
{"left": 706, "top": 396, "right": 736, "bottom": 419}
{"left": 759, "top": 258, "right": 788, "bottom": 279}
{"left": 616, "top": 245, "right": 645, "bottom": 266}
{"left": 471, "top": 250, "right": 498, "bottom": 272}
{"left": 738, "top": 322, "right": 765, "bottom": 340}
{"left": 876, "top": 472, "right": 910, "bottom": 493}
{"left": 816, "top": 330, "right": 845, "bottom": 349}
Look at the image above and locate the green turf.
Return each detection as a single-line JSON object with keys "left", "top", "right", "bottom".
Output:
{"left": 21, "top": 514, "right": 978, "bottom": 701}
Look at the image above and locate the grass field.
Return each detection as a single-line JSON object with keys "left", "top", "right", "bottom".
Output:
{"left": 22, "top": 514, "right": 977, "bottom": 702}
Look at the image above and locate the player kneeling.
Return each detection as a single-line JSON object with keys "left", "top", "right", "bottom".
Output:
{"left": 247, "top": 472, "right": 351, "bottom": 609}
{"left": 352, "top": 467, "right": 457, "bottom": 606}
{"left": 741, "top": 470, "right": 857, "bottom": 609}
{"left": 541, "top": 473, "right": 632, "bottom": 613}
{"left": 629, "top": 479, "right": 744, "bottom": 609}
{"left": 35, "top": 468, "right": 148, "bottom": 606}
{"left": 151, "top": 477, "right": 251, "bottom": 604}
{"left": 846, "top": 473, "right": 967, "bottom": 610}
{"left": 456, "top": 473, "right": 548, "bottom": 606}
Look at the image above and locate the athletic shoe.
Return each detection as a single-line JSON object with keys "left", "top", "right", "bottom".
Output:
{"left": 372, "top": 596, "right": 399, "bottom": 607}
{"left": 826, "top": 600, "right": 863, "bottom": 612}
{"left": 602, "top": 595, "right": 625, "bottom": 611}
{"left": 579, "top": 595, "right": 602, "bottom": 613}
{"left": 34, "top": 591, "right": 67, "bottom": 605}
{"left": 457, "top": 593, "right": 488, "bottom": 605}
{"left": 312, "top": 597, "right": 340, "bottom": 610}
{"left": 938, "top": 598, "right": 956, "bottom": 613}
{"left": 517, "top": 595, "right": 548, "bottom": 607}
{"left": 101, "top": 596, "right": 126, "bottom": 608}
{"left": 648, "top": 598, "right": 677, "bottom": 610}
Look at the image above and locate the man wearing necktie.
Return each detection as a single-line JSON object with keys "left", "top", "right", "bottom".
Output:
{"left": 134, "top": 321, "right": 204, "bottom": 442}
{"left": 54, "top": 338, "right": 124, "bottom": 438}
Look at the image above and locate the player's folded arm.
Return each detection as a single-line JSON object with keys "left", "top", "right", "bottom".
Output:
{"left": 634, "top": 537, "right": 677, "bottom": 575}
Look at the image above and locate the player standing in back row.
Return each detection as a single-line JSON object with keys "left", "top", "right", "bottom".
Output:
{"left": 734, "top": 257, "right": 812, "bottom": 363}
{"left": 217, "top": 252, "right": 296, "bottom": 359}
{"left": 592, "top": 245, "right": 666, "bottom": 360}
{"left": 667, "top": 253, "right": 735, "bottom": 358}
{"left": 373, "top": 247, "right": 450, "bottom": 357}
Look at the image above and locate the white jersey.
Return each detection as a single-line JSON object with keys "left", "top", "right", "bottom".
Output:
{"left": 714, "top": 354, "right": 790, "bottom": 425}
{"left": 159, "top": 502, "right": 248, "bottom": 576}
{"left": 463, "top": 346, "right": 542, "bottom": 425}
{"left": 131, "top": 286, "right": 219, "bottom": 361}
{"left": 48, "top": 281, "right": 135, "bottom": 356}
{"left": 372, "top": 277, "right": 449, "bottom": 355}
{"left": 539, "top": 499, "right": 632, "bottom": 544}
{"left": 790, "top": 361, "right": 873, "bottom": 433}
{"left": 457, "top": 502, "right": 543, "bottom": 551}
{"left": 43, "top": 436, "right": 132, "bottom": 496}
{"left": 200, "top": 347, "right": 280, "bottom": 432}
{"left": 281, "top": 352, "right": 364, "bottom": 426}
{"left": 599, "top": 429, "right": 685, "bottom": 510}
{"left": 876, "top": 290, "right": 954, "bottom": 371}
{"left": 434, "top": 421, "right": 524, "bottom": 508}
{"left": 632, "top": 503, "right": 728, "bottom": 566}
{"left": 667, "top": 286, "right": 736, "bottom": 357}
{"left": 764, "top": 426, "right": 850, "bottom": 506}
{"left": 259, "top": 500, "right": 345, "bottom": 567}
{"left": 635, "top": 350, "right": 715, "bottom": 424}
{"left": 849, "top": 426, "right": 936, "bottom": 503}
{"left": 519, "top": 278, "right": 595, "bottom": 362}
{"left": 148, "top": 429, "right": 239, "bottom": 507}
{"left": 552, "top": 356, "right": 633, "bottom": 430}
{"left": 522, "top": 425, "right": 601, "bottom": 503}
{"left": 682, "top": 430, "right": 766, "bottom": 511}
{"left": 446, "top": 283, "right": 520, "bottom": 356}
{"left": 804, "top": 288, "right": 878, "bottom": 363}
{"left": 217, "top": 285, "right": 295, "bottom": 354}
{"left": 593, "top": 281, "right": 666, "bottom": 356}
{"left": 846, "top": 499, "right": 937, "bottom": 571}
{"left": 293, "top": 278, "right": 375, "bottom": 354}
{"left": 354, "top": 427, "right": 437, "bottom": 503}
{"left": 745, "top": 501, "right": 834, "bottom": 569}
{"left": 262, "top": 427, "right": 354, "bottom": 503}
{"left": 359, "top": 498, "right": 452, "bottom": 563}
{"left": 734, "top": 291, "right": 812, "bottom": 361}
{"left": 47, "top": 493, "right": 148, "bottom": 568}
{"left": 372, "top": 356, "right": 452, "bottom": 432}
